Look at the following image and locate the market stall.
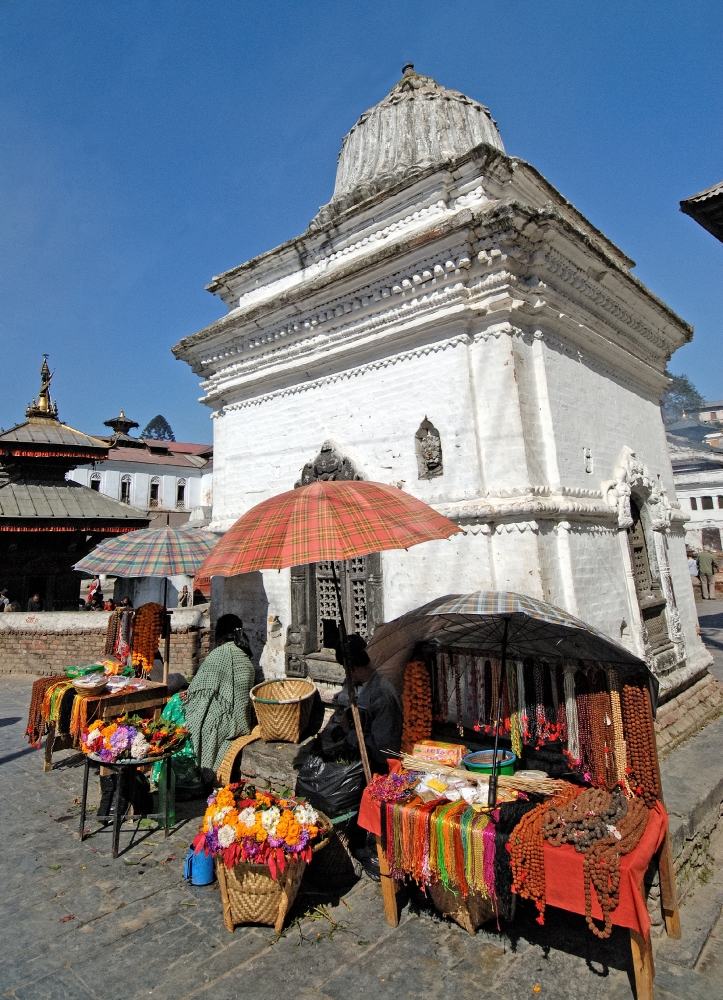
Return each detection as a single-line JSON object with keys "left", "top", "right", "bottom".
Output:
{"left": 25, "top": 601, "right": 170, "bottom": 769}
{"left": 358, "top": 591, "right": 679, "bottom": 1000}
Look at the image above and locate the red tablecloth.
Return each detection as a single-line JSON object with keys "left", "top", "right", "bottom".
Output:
{"left": 358, "top": 789, "right": 667, "bottom": 940}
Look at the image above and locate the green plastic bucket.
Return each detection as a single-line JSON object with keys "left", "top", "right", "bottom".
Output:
{"left": 462, "top": 750, "right": 517, "bottom": 776}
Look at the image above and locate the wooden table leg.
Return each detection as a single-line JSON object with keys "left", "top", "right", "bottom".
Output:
{"left": 375, "top": 835, "right": 399, "bottom": 928}
{"left": 658, "top": 828, "right": 682, "bottom": 939}
{"left": 111, "top": 768, "right": 123, "bottom": 859}
{"left": 44, "top": 723, "right": 56, "bottom": 772}
{"left": 629, "top": 928, "right": 655, "bottom": 1000}
{"left": 79, "top": 756, "right": 90, "bottom": 841}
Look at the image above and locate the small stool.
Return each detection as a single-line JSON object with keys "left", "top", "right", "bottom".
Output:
{"left": 79, "top": 751, "right": 175, "bottom": 858}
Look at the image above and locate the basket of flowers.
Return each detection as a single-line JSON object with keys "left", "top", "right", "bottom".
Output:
{"left": 80, "top": 714, "right": 189, "bottom": 763}
{"left": 192, "top": 783, "right": 331, "bottom": 933}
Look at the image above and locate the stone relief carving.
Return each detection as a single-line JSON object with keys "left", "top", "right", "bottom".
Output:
{"left": 415, "top": 418, "right": 443, "bottom": 479}
{"left": 295, "top": 440, "right": 362, "bottom": 488}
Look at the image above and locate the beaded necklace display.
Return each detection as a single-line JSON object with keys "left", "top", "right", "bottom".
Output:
{"left": 467, "top": 654, "right": 480, "bottom": 730}
{"left": 517, "top": 658, "right": 530, "bottom": 743}
{"left": 582, "top": 795, "right": 649, "bottom": 938}
{"left": 434, "top": 651, "right": 450, "bottom": 722}
{"left": 574, "top": 669, "right": 596, "bottom": 779}
{"left": 507, "top": 659, "right": 523, "bottom": 758}
{"left": 586, "top": 668, "right": 615, "bottom": 787}
{"left": 474, "top": 655, "right": 486, "bottom": 730}
{"left": 563, "top": 663, "right": 581, "bottom": 764}
{"left": 453, "top": 655, "right": 464, "bottom": 735}
{"left": 483, "top": 659, "right": 493, "bottom": 728}
{"left": 621, "top": 681, "right": 660, "bottom": 807}
{"left": 607, "top": 669, "right": 631, "bottom": 792}
{"left": 507, "top": 784, "right": 579, "bottom": 924}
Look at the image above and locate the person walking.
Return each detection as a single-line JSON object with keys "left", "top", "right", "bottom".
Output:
{"left": 697, "top": 548, "right": 719, "bottom": 600}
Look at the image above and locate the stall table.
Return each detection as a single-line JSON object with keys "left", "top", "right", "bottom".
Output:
{"left": 79, "top": 749, "right": 175, "bottom": 858}
{"left": 358, "top": 787, "right": 679, "bottom": 1000}
{"left": 44, "top": 682, "right": 168, "bottom": 771}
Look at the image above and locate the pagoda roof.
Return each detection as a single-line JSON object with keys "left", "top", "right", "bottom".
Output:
{"left": 0, "top": 417, "right": 108, "bottom": 451}
{"left": 0, "top": 479, "right": 148, "bottom": 524}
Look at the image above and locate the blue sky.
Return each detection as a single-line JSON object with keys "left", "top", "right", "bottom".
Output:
{"left": 1, "top": 1, "right": 721, "bottom": 442}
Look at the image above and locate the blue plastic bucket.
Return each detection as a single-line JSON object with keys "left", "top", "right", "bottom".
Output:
{"left": 184, "top": 848, "right": 215, "bottom": 885}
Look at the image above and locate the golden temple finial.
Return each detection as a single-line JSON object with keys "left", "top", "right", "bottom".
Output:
{"left": 26, "top": 355, "right": 59, "bottom": 420}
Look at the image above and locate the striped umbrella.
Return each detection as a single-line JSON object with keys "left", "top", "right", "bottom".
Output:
{"left": 366, "top": 590, "right": 649, "bottom": 805}
{"left": 367, "top": 590, "right": 645, "bottom": 678}
{"left": 197, "top": 479, "right": 462, "bottom": 783}
{"left": 198, "top": 479, "right": 462, "bottom": 577}
{"left": 73, "top": 525, "right": 219, "bottom": 578}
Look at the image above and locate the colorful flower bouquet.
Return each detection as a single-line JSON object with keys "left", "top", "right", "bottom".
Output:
{"left": 192, "top": 784, "right": 328, "bottom": 881}
{"left": 80, "top": 713, "right": 188, "bottom": 764}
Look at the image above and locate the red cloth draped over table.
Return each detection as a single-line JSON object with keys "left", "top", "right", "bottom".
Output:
{"left": 544, "top": 801, "right": 667, "bottom": 939}
{"left": 358, "top": 784, "right": 667, "bottom": 940}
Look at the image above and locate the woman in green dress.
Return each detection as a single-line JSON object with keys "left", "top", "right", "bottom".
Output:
{"left": 152, "top": 614, "right": 255, "bottom": 789}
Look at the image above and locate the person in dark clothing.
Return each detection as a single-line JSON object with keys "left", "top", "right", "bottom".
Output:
{"left": 27, "top": 594, "right": 43, "bottom": 612}
{"left": 324, "top": 633, "right": 402, "bottom": 775}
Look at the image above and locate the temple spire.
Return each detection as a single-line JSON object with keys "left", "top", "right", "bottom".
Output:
{"left": 26, "top": 356, "right": 59, "bottom": 420}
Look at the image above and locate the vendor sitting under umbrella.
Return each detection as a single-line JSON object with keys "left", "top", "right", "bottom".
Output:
{"left": 151, "top": 613, "right": 255, "bottom": 789}
{"left": 322, "top": 633, "right": 402, "bottom": 774}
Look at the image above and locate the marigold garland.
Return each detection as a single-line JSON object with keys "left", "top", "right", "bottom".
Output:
{"left": 401, "top": 659, "right": 433, "bottom": 753}
{"left": 131, "top": 602, "right": 165, "bottom": 675}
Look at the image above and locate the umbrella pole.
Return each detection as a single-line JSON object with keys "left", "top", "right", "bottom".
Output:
{"left": 488, "top": 616, "right": 510, "bottom": 808}
{"left": 331, "top": 561, "right": 372, "bottom": 784}
{"left": 162, "top": 578, "right": 170, "bottom": 687}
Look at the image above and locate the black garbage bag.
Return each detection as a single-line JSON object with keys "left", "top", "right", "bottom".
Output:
{"left": 295, "top": 754, "right": 366, "bottom": 819}
{"left": 97, "top": 770, "right": 154, "bottom": 820}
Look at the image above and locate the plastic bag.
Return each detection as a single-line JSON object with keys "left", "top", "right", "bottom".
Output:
{"left": 295, "top": 754, "right": 366, "bottom": 819}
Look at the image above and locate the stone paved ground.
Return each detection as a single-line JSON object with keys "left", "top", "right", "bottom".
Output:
{"left": 2, "top": 605, "right": 722, "bottom": 1000}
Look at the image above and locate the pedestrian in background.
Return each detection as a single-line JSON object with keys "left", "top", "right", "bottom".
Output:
{"left": 27, "top": 593, "right": 43, "bottom": 612}
{"left": 0, "top": 588, "right": 10, "bottom": 611}
{"left": 697, "top": 548, "right": 719, "bottom": 600}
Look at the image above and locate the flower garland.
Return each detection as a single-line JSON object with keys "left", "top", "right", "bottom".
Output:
{"left": 400, "top": 659, "right": 433, "bottom": 753}
{"left": 81, "top": 713, "right": 187, "bottom": 763}
{"left": 193, "top": 784, "right": 323, "bottom": 880}
{"left": 131, "top": 603, "right": 165, "bottom": 675}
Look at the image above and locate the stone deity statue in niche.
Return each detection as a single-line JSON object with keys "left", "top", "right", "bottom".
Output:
{"left": 295, "top": 440, "right": 361, "bottom": 487}
{"left": 416, "top": 418, "right": 443, "bottom": 479}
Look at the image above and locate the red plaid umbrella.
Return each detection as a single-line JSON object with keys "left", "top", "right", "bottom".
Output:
{"left": 198, "top": 479, "right": 462, "bottom": 577}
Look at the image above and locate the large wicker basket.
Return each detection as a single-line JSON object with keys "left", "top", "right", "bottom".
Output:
{"left": 216, "top": 813, "right": 332, "bottom": 933}
{"left": 250, "top": 679, "right": 316, "bottom": 743}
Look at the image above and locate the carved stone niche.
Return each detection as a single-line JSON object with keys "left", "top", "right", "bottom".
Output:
{"left": 416, "top": 418, "right": 443, "bottom": 479}
{"left": 295, "top": 440, "right": 361, "bottom": 488}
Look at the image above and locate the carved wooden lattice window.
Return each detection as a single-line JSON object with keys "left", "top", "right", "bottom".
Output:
{"left": 627, "top": 500, "right": 671, "bottom": 655}
{"left": 314, "top": 557, "right": 369, "bottom": 647}
{"left": 286, "top": 442, "right": 382, "bottom": 679}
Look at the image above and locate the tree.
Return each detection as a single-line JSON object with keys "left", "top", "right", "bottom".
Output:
{"left": 141, "top": 415, "right": 175, "bottom": 441}
{"left": 661, "top": 371, "right": 704, "bottom": 424}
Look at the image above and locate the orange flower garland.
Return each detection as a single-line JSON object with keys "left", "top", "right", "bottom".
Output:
{"left": 131, "top": 602, "right": 165, "bottom": 674}
{"left": 401, "top": 659, "right": 433, "bottom": 753}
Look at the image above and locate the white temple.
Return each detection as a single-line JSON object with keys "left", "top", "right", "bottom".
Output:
{"left": 174, "top": 66, "right": 711, "bottom": 718}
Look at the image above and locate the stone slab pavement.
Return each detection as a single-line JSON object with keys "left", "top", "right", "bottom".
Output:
{"left": 0, "top": 678, "right": 720, "bottom": 1000}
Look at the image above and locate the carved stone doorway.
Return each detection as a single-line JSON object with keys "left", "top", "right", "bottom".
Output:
{"left": 285, "top": 442, "right": 383, "bottom": 681}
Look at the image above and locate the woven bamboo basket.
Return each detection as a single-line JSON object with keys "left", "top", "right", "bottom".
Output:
{"left": 216, "top": 813, "right": 332, "bottom": 933}
{"left": 250, "top": 679, "right": 316, "bottom": 743}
